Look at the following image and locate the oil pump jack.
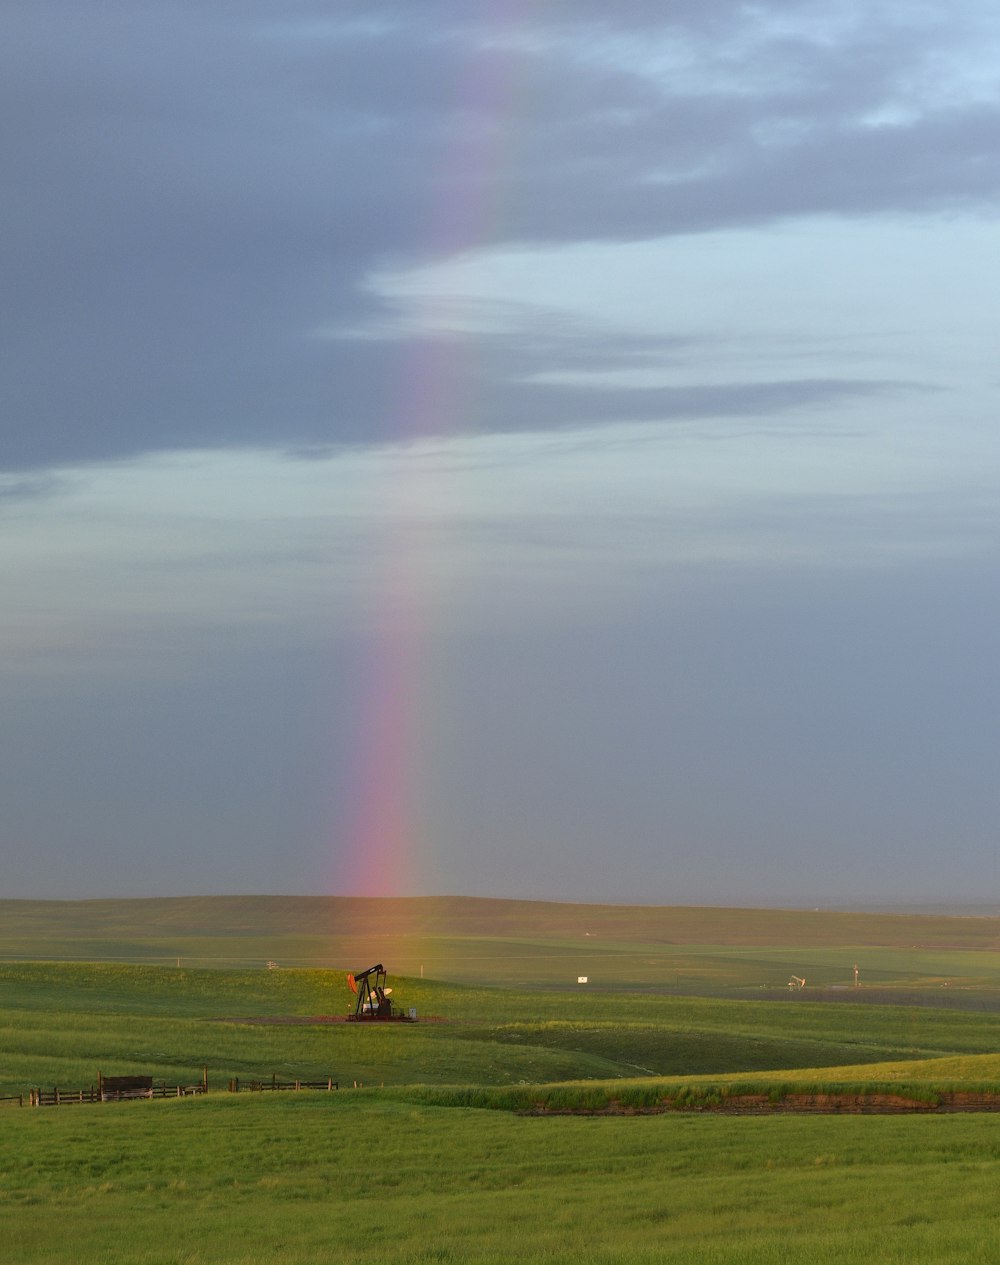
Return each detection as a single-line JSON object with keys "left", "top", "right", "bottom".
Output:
{"left": 346, "top": 964, "right": 415, "bottom": 1022}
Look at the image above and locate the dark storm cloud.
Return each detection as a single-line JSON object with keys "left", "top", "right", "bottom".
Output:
{"left": 3, "top": 0, "right": 997, "bottom": 468}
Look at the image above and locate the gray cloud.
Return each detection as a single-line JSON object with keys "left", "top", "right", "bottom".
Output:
{"left": 0, "top": 473, "right": 65, "bottom": 503}
{"left": 4, "top": 546, "right": 998, "bottom": 904}
{"left": 3, "top": 0, "right": 998, "bottom": 910}
{"left": 3, "top": 1, "right": 998, "bottom": 469}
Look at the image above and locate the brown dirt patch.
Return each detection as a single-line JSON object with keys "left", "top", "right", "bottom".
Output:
{"left": 211, "top": 1014, "right": 449, "bottom": 1024}
{"left": 523, "top": 1091, "right": 1000, "bottom": 1116}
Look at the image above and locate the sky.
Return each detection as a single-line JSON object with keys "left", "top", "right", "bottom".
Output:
{"left": 2, "top": 0, "right": 999, "bottom": 907}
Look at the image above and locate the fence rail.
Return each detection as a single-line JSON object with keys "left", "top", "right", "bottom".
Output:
{"left": 29, "top": 1083, "right": 208, "bottom": 1107}
{"left": 18, "top": 1073, "right": 338, "bottom": 1107}
{"left": 228, "top": 1076, "right": 338, "bottom": 1093}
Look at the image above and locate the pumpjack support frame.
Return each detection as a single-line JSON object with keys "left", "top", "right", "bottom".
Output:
{"left": 345, "top": 963, "right": 415, "bottom": 1022}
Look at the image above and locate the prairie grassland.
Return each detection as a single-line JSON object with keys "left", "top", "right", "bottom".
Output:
{"left": 3, "top": 897, "right": 1000, "bottom": 996}
{"left": 5, "top": 960, "right": 1000, "bottom": 1097}
{"left": 4, "top": 898, "right": 1000, "bottom": 1263}
{"left": 3, "top": 1097, "right": 1000, "bottom": 1263}
{"left": 3, "top": 894, "right": 999, "bottom": 950}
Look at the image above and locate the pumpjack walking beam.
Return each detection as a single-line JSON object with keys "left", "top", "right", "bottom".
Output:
{"left": 346, "top": 964, "right": 393, "bottom": 1020}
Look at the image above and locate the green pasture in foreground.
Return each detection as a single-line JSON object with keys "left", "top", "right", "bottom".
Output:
{"left": 4, "top": 1096, "right": 1000, "bottom": 1263}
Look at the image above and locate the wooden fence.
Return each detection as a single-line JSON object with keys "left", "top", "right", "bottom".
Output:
{"left": 16, "top": 1071, "right": 337, "bottom": 1106}
{"left": 228, "top": 1076, "right": 338, "bottom": 1093}
{"left": 29, "top": 1082, "right": 208, "bottom": 1107}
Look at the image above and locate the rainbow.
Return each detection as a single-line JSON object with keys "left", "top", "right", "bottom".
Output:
{"left": 328, "top": 7, "right": 541, "bottom": 898}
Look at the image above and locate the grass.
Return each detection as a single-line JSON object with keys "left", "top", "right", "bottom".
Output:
{"left": 4, "top": 895, "right": 1000, "bottom": 1262}
{"left": 2, "top": 894, "right": 999, "bottom": 949}
{"left": 4, "top": 1098, "right": 1000, "bottom": 1262}
{"left": 6, "top": 959, "right": 1000, "bottom": 1097}
{"left": 3, "top": 896, "right": 1000, "bottom": 994}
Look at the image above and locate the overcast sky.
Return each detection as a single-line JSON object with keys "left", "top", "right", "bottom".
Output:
{"left": 3, "top": 0, "right": 999, "bottom": 907}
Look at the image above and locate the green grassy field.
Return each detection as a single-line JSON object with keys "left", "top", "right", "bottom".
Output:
{"left": 5, "top": 1097, "right": 1000, "bottom": 1263}
{"left": 4, "top": 896, "right": 1000, "bottom": 1262}
{"left": 4, "top": 895, "right": 1000, "bottom": 993}
{"left": 6, "top": 960, "right": 1000, "bottom": 1097}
